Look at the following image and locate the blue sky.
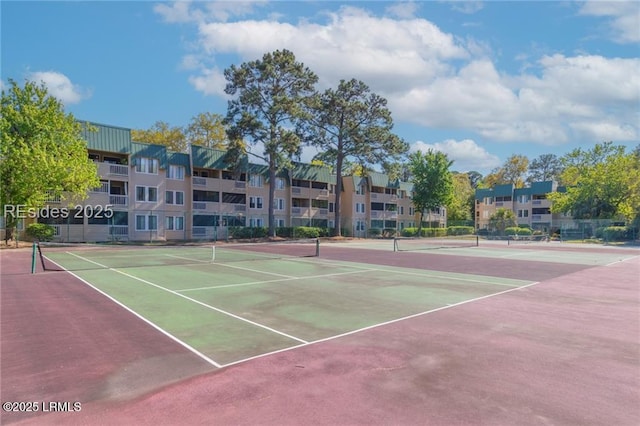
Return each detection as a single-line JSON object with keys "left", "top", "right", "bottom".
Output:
{"left": 2, "top": 1, "right": 639, "bottom": 174}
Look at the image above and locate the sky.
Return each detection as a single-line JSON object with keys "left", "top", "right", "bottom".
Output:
{"left": 2, "top": 0, "right": 639, "bottom": 175}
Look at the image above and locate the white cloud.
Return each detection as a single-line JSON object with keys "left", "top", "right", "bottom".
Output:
{"left": 385, "top": 1, "right": 420, "bottom": 19}
{"left": 160, "top": 4, "right": 639, "bottom": 150}
{"left": 446, "top": 1, "right": 484, "bottom": 15}
{"left": 411, "top": 139, "right": 500, "bottom": 172}
{"left": 579, "top": 0, "right": 640, "bottom": 43}
{"left": 27, "top": 71, "right": 91, "bottom": 104}
{"left": 154, "top": 1, "right": 267, "bottom": 24}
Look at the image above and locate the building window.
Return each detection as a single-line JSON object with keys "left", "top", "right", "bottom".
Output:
{"left": 356, "top": 185, "right": 365, "bottom": 195}
{"left": 409, "top": 207, "right": 414, "bottom": 216}
{"left": 275, "top": 198, "right": 285, "bottom": 210}
{"left": 249, "top": 174, "right": 263, "bottom": 187}
{"left": 276, "top": 218, "right": 286, "bottom": 227}
{"left": 167, "top": 165, "right": 185, "bottom": 180}
{"left": 166, "top": 191, "right": 184, "bottom": 205}
{"left": 399, "top": 206, "right": 404, "bottom": 215}
{"left": 518, "top": 210, "right": 529, "bottom": 218}
{"left": 356, "top": 221, "right": 366, "bottom": 231}
{"left": 249, "top": 196, "right": 263, "bottom": 209}
{"left": 356, "top": 203, "right": 365, "bottom": 213}
{"left": 165, "top": 216, "right": 184, "bottom": 231}
{"left": 249, "top": 218, "right": 264, "bottom": 227}
{"left": 136, "top": 186, "right": 158, "bottom": 203}
{"left": 136, "top": 215, "right": 157, "bottom": 231}
{"left": 135, "top": 157, "right": 158, "bottom": 174}
{"left": 275, "top": 178, "right": 286, "bottom": 190}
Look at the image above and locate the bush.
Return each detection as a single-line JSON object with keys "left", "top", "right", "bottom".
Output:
{"left": 601, "top": 226, "right": 628, "bottom": 241}
{"left": 230, "top": 226, "right": 268, "bottom": 239}
{"left": 422, "top": 228, "right": 446, "bottom": 237}
{"left": 447, "top": 226, "right": 474, "bottom": 236}
{"left": 26, "top": 223, "right": 55, "bottom": 241}
{"left": 505, "top": 227, "right": 532, "bottom": 236}
{"left": 401, "top": 227, "right": 419, "bottom": 237}
{"left": 369, "top": 228, "right": 381, "bottom": 237}
{"left": 292, "top": 226, "right": 320, "bottom": 238}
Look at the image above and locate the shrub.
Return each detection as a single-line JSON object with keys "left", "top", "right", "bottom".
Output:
{"left": 26, "top": 223, "right": 55, "bottom": 241}
{"left": 422, "top": 228, "right": 446, "bottom": 237}
{"left": 447, "top": 226, "right": 474, "bottom": 236}
{"left": 401, "top": 227, "right": 419, "bottom": 237}
{"left": 601, "top": 226, "right": 628, "bottom": 241}
{"left": 505, "top": 227, "right": 532, "bottom": 236}
{"left": 230, "top": 226, "right": 268, "bottom": 239}
{"left": 293, "top": 226, "right": 320, "bottom": 238}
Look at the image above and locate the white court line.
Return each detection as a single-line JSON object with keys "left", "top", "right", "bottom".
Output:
{"left": 178, "top": 269, "right": 377, "bottom": 292}
{"left": 65, "top": 252, "right": 308, "bottom": 344}
{"left": 165, "top": 253, "right": 295, "bottom": 278}
{"left": 295, "top": 257, "right": 524, "bottom": 287}
{"left": 47, "top": 254, "right": 222, "bottom": 369}
{"left": 221, "top": 280, "right": 542, "bottom": 368}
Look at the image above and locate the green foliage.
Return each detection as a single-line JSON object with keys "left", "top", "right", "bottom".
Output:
{"left": 596, "top": 226, "right": 636, "bottom": 241}
{"left": 25, "top": 223, "right": 55, "bottom": 241}
{"left": 488, "top": 208, "right": 517, "bottom": 234}
{"left": 484, "top": 154, "right": 529, "bottom": 188}
{"left": 548, "top": 142, "right": 640, "bottom": 221}
{"left": 447, "top": 226, "right": 474, "bottom": 236}
{"left": 1, "top": 79, "right": 100, "bottom": 240}
{"left": 301, "top": 78, "right": 408, "bottom": 236}
{"left": 505, "top": 227, "right": 532, "bottom": 236}
{"left": 131, "top": 121, "right": 187, "bottom": 152}
{"left": 229, "top": 226, "right": 268, "bottom": 239}
{"left": 186, "top": 112, "right": 228, "bottom": 149}
{"left": 527, "top": 153, "right": 562, "bottom": 184}
{"left": 224, "top": 49, "right": 318, "bottom": 237}
{"left": 447, "top": 173, "right": 474, "bottom": 221}
{"left": 408, "top": 149, "right": 453, "bottom": 234}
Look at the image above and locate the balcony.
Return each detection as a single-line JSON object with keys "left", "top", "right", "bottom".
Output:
{"left": 109, "top": 195, "right": 128, "bottom": 206}
{"left": 97, "top": 162, "right": 129, "bottom": 178}
{"left": 193, "top": 177, "right": 207, "bottom": 186}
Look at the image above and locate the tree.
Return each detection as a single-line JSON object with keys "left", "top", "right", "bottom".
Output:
{"left": 548, "top": 142, "right": 640, "bottom": 221}
{"left": 483, "top": 154, "right": 529, "bottom": 188}
{"left": 489, "top": 208, "right": 517, "bottom": 235}
{"left": 131, "top": 121, "right": 186, "bottom": 152}
{"left": 527, "top": 153, "right": 562, "bottom": 184}
{"left": 186, "top": 112, "right": 228, "bottom": 149}
{"left": 447, "top": 172, "right": 474, "bottom": 222}
{"left": 302, "top": 79, "right": 408, "bottom": 236}
{"left": 224, "top": 49, "right": 318, "bottom": 237}
{"left": 407, "top": 149, "right": 454, "bottom": 235}
{"left": 467, "top": 170, "right": 483, "bottom": 189}
{"left": 1, "top": 79, "right": 100, "bottom": 242}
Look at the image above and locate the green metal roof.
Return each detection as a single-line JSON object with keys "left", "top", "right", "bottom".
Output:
{"left": 80, "top": 121, "right": 131, "bottom": 154}
{"left": 475, "top": 188, "right": 493, "bottom": 200}
{"left": 368, "top": 171, "right": 394, "bottom": 188}
{"left": 493, "top": 184, "right": 514, "bottom": 197}
{"left": 167, "top": 152, "right": 191, "bottom": 174}
{"left": 399, "top": 181, "right": 413, "bottom": 192}
{"left": 290, "top": 163, "right": 333, "bottom": 183}
{"left": 514, "top": 187, "right": 532, "bottom": 196}
{"left": 190, "top": 145, "right": 243, "bottom": 170}
{"left": 131, "top": 142, "right": 168, "bottom": 169}
{"left": 530, "top": 180, "right": 555, "bottom": 194}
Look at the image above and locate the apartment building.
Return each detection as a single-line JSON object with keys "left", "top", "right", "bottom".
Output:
{"left": 341, "top": 172, "right": 445, "bottom": 237}
{"left": 475, "top": 181, "right": 570, "bottom": 233}
{"left": 4, "top": 121, "right": 448, "bottom": 242}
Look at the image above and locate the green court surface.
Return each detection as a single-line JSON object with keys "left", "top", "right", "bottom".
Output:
{"left": 44, "top": 250, "right": 531, "bottom": 367}
{"left": 332, "top": 239, "right": 637, "bottom": 265}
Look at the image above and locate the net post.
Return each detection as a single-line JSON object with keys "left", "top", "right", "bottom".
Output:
{"left": 212, "top": 245, "right": 216, "bottom": 262}
{"left": 476, "top": 235, "right": 479, "bottom": 247}
{"left": 31, "top": 242, "right": 37, "bottom": 273}
{"left": 315, "top": 238, "right": 320, "bottom": 257}
{"left": 393, "top": 237, "right": 398, "bottom": 252}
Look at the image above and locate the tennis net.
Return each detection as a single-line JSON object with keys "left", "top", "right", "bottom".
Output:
{"left": 38, "top": 239, "right": 320, "bottom": 272}
{"left": 393, "top": 235, "right": 479, "bottom": 252}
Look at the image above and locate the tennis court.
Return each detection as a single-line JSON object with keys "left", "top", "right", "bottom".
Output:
{"left": 1, "top": 238, "right": 638, "bottom": 425}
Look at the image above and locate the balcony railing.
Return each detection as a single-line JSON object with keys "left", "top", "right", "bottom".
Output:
{"left": 109, "top": 225, "right": 128, "bottom": 236}
{"left": 193, "top": 177, "right": 207, "bottom": 186}
{"left": 109, "top": 195, "right": 128, "bottom": 206}
{"left": 109, "top": 164, "right": 129, "bottom": 176}
{"left": 193, "top": 202, "right": 207, "bottom": 210}
{"left": 92, "top": 182, "right": 109, "bottom": 193}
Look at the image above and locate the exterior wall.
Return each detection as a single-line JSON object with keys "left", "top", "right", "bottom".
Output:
{"left": 2, "top": 122, "right": 454, "bottom": 243}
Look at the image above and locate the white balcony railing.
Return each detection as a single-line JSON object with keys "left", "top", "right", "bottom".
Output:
{"left": 193, "top": 202, "right": 207, "bottom": 210}
{"left": 109, "top": 195, "right": 128, "bottom": 206}
{"left": 193, "top": 177, "right": 207, "bottom": 186}
{"left": 109, "top": 225, "right": 128, "bottom": 236}
{"left": 92, "top": 182, "right": 109, "bottom": 193}
{"left": 109, "top": 164, "right": 129, "bottom": 176}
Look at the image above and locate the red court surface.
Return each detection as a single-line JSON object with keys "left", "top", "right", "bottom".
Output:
{"left": 1, "top": 245, "right": 639, "bottom": 425}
